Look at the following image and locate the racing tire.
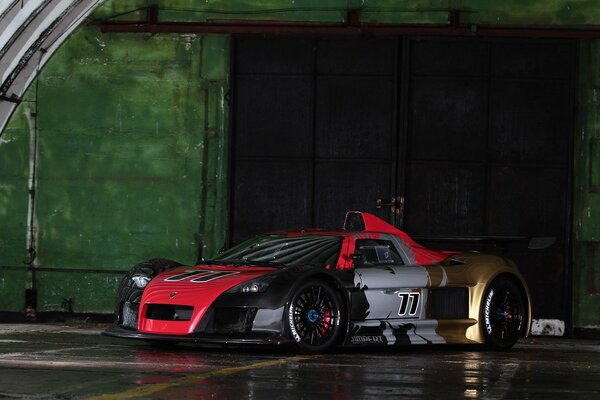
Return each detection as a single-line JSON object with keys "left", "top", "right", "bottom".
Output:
{"left": 130, "top": 258, "right": 183, "bottom": 278}
{"left": 286, "top": 280, "right": 344, "bottom": 353}
{"left": 115, "top": 258, "right": 182, "bottom": 326}
{"left": 481, "top": 277, "right": 525, "bottom": 350}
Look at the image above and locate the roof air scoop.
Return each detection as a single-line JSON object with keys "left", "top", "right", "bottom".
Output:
{"left": 343, "top": 211, "right": 366, "bottom": 231}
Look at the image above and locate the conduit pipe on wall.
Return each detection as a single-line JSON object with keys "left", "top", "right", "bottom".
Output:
{"left": 24, "top": 105, "right": 38, "bottom": 319}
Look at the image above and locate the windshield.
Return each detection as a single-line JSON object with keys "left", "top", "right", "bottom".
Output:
{"left": 215, "top": 234, "right": 342, "bottom": 268}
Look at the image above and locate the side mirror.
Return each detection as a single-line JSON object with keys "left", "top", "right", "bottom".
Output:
{"left": 350, "top": 253, "right": 363, "bottom": 265}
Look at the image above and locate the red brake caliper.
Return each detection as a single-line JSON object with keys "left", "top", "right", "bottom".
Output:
{"left": 319, "top": 308, "right": 331, "bottom": 337}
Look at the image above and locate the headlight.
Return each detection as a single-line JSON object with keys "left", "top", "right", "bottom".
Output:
{"left": 226, "top": 279, "right": 271, "bottom": 294}
{"left": 241, "top": 281, "right": 270, "bottom": 293}
{"left": 131, "top": 275, "right": 152, "bottom": 289}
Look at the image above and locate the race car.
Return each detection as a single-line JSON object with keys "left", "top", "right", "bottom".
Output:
{"left": 103, "top": 211, "right": 532, "bottom": 352}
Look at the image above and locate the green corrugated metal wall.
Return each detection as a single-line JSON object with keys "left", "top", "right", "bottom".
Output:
{"left": 0, "top": 0, "right": 598, "bottom": 329}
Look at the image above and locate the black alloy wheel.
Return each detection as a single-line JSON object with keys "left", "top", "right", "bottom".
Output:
{"left": 287, "top": 280, "right": 344, "bottom": 353}
{"left": 481, "top": 277, "right": 525, "bottom": 350}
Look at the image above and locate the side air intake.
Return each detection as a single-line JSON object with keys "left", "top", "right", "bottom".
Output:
{"left": 427, "top": 288, "right": 469, "bottom": 319}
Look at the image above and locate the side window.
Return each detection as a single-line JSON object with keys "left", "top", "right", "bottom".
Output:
{"left": 354, "top": 239, "right": 404, "bottom": 267}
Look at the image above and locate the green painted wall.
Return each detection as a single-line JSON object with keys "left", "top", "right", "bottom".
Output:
{"left": 0, "top": 88, "right": 35, "bottom": 312}
{"left": 0, "top": 0, "right": 599, "bottom": 328}
{"left": 574, "top": 40, "right": 600, "bottom": 329}
{"left": 91, "top": 0, "right": 600, "bottom": 26}
{"left": 1, "top": 24, "right": 230, "bottom": 313}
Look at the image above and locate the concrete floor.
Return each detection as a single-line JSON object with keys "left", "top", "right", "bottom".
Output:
{"left": 0, "top": 324, "right": 599, "bottom": 399}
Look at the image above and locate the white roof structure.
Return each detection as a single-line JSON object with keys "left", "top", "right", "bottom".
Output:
{"left": 0, "top": 0, "right": 103, "bottom": 136}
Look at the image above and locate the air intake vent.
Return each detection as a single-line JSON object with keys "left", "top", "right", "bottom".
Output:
{"left": 146, "top": 304, "right": 193, "bottom": 321}
{"left": 196, "top": 307, "right": 258, "bottom": 335}
{"left": 427, "top": 288, "right": 468, "bottom": 319}
{"left": 213, "top": 307, "right": 258, "bottom": 334}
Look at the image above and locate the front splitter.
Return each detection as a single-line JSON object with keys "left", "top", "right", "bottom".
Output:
{"left": 102, "top": 325, "right": 286, "bottom": 346}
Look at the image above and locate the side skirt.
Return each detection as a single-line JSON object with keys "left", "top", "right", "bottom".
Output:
{"left": 343, "top": 318, "right": 479, "bottom": 346}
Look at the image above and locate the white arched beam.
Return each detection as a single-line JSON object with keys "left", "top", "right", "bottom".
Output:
{"left": 0, "top": 0, "right": 104, "bottom": 137}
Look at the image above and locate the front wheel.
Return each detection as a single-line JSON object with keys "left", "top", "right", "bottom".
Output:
{"left": 481, "top": 277, "right": 525, "bottom": 350}
{"left": 286, "top": 280, "right": 344, "bottom": 353}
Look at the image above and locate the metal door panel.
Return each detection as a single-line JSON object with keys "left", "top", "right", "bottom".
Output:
{"left": 232, "top": 36, "right": 574, "bottom": 323}
{"left": 314, "top": 161, "right": 391, "bottom": 229}
{"left": 235, "top": 76, "right": 313, "bottom": 158}
{"left": 405, "top": 38, "right": 573, "bottom": 321}
{"left": 236, "top": 38, "right": 313, "bottom": 74}
{"left": 409, "top": 77, "right": 487, "bottom": 162}
{"left": 315, "top": 77, "right": 394, "bottom": 160}
{"left": 489, "top": 79, "right": 570, "bottom": 165}
{"left": 491, "top": 40, "right": 572, "bottom": 79}
{"left": 405, "top": 162, "right": 486, "bottom": 236}
{"left": 231, "top": 159, "right": 311, "bottom": 243}
{"left": 317, "top": 38, "right": 395, "bottom": 75}
{"left": 487, "top": 166, "right": 567, "bottom": 236}
{"left": 232, "top": 37, "right": 397, "bottom": 240}
{"left": 410, "top": 38, "right": 488, "bottom": 77}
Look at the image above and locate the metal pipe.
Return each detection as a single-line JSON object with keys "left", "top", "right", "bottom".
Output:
{"left": 24, "top": 105, "right": 38, "bottom": 320}
{"left": 97, "top": 11, "right": 600, "bottom": 39}
{"left": 98, "top": 22, "right": 600, "bottom": 39}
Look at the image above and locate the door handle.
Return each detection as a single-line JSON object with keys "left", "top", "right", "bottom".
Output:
{"left": 376, "top": 196, "right": 404, "bottom": 215}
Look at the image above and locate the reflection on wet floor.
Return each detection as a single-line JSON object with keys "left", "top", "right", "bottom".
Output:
{"left": 0, "top": 330, "right": 598, "bottom": 399}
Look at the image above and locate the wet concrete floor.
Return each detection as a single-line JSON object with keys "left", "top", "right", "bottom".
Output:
{"left": 0, "top": 324, "right": 599, "bottom": 399}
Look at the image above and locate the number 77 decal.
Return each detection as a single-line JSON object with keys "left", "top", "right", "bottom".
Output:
{"left": 397, "top": 292, "right": 420, "bottom": 316}
{"left": 165, "top": 270, "right": 239, "bottom": 283}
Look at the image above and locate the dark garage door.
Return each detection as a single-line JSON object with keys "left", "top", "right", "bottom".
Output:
{"left": 232, "top": 38, "right": 397, "bottom": 241}
{"left": 231, "top": 37, "right": 574, "bottom": 322}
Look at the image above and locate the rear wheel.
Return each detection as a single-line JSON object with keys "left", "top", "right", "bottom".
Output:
{"left": 481, "top": 277, "right": 525, "bottom": 350}
{"left": 286, "top": 280, "right": 344, "bottom": 353}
